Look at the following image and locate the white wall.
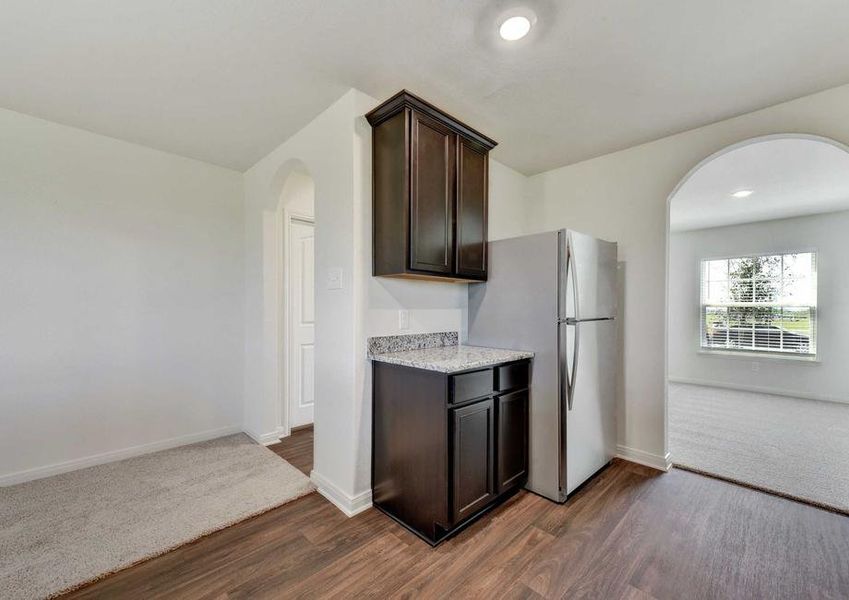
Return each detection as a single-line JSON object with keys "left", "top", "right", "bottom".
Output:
{"left": 244, "top": 90, "right": 530, "bottom": 512}
{"left": 243, "top": 90, "right": 364, "bottom": 515}
{"left": 9, "top": 75, "right": 849, "bottom": 494}
{"left": 0, "top": 108, "right": 244, "bottom": 484}
{"left": 669, "top": 211, "right": 849, "bottom": 404}
{"left": 525, "top": 82, "right": 849, "bottom": 464}
{"left": 279, "top": 170, "right": 315, "bottom": 217}
{"left": 242, "top": 89, "right": 395, "bottom": 514}
{"left": 489, "top": 159, "right": 532, "bottom": 241}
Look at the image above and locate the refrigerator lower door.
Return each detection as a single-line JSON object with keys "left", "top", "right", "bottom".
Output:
{"left": 561, "top": 318, "right": 617, "bottom": 495}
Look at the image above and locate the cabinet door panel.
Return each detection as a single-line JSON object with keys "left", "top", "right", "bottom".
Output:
{"left": 410, "top": 111, "right": 455, "bottom": 274}
{"left": 455, "top": 139, "right": 488, "bottom": 279}
{"left": 451, "top": 398, "right": 496, "bottom": 523}
{"left": 497, "top": 390, "right": 529, "bottom": 491}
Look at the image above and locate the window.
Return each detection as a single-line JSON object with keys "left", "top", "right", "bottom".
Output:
{"left": 700, "top": 252, "right": 817, "bottom": 356}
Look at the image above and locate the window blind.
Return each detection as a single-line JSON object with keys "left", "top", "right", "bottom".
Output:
{"left": 700, "top": 252, "right": 817, "bottom": 356}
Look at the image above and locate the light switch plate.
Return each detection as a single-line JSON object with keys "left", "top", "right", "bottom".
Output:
{"left": 398, "top": 309, "right": 410, "bottom": 330}
{"left": 327, "top": 268, "right": 343, "bottom": 290}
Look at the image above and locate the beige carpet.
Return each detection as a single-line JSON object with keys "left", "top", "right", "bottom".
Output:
{"left": 0, "top": 434, "right": 313, "bottom": 599}
{"left": 669, "top": 382, "right": 849, "bottom": 513}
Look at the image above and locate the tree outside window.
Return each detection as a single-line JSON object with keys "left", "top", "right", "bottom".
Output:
{"left": 701, "top": 252, "right": 816, "bottom": 356}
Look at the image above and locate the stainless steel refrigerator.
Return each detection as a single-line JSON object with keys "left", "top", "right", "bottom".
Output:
{"left": 468, "top": 230, "right": 618, "bottom": 502}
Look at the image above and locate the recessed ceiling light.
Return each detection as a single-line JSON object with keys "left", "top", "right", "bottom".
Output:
{"left": 499, "top": 16, "right": 532, "bottom": 41}
{"left": 731, "top": 189, "right": 754, "bottom": 198}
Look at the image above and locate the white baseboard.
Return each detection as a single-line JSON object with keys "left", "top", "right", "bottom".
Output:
{"left": 243, "top": 428, "right": 283, "bottom": 446}
{"left": 0, "top": 424, "right": 242, "bottom": 487}
{"left": 668, "top": 377, "right": 848, "bottom": 405}
{"left": 616, "top": 444, "right": 672, "bottom": 472}
{"left": 310, "top": 470, "right": 373, "bottom": 517}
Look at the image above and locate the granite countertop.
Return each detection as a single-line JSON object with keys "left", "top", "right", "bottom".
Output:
{"left": 369, "top": 344, "right": 534, "bottom": 373}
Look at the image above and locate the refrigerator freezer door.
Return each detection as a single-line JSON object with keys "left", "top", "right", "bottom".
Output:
{"left": 560, "top": 230, "right": 618, "bottom": 321}
{"left": 562, "top": 318, "right": 618, "bottom": 495}
{"left": 468, "top": 231, "right": 561, "bottom": 502}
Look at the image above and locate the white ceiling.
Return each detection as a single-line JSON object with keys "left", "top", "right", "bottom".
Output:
{"left": 670, "top": 137, "right": 849, "bottom": 231}
{"left": 3, "top": 1, "right": 849, "bottom": 173}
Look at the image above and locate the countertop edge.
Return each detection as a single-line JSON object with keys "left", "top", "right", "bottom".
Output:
{"left": 368, "top": 348, "right": 534, "bottom": 374}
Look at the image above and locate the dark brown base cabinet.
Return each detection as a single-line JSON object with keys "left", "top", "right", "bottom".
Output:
{"left": 372, "top": 359, "right": 530, "bottom": 545}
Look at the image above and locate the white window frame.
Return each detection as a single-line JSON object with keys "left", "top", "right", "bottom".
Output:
{"left": 699, "top": 250, "right": 818, "bottom": 359}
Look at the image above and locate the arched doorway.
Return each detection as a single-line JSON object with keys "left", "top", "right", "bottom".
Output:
{"left": 257, "top": 158, "right": 317, "bottom": 450}
{"left": 665, "top": 134, "right": 849, "bottom": 512}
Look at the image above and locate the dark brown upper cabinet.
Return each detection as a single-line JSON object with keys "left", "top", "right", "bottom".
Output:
{"left": 456, "top": 138, "right": 488, "bottom": 278}
{"left": 410, "top": 110, "right": 455, "bottom": 274}
{"left": 366, "top": 91, "right": 497, "bottom": 282}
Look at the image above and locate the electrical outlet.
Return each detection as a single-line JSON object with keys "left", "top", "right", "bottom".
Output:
{"left": 326, "top": 268, "right": 343, "bottom": 290}
{"left": 751, "top": 361, "right": 760, "bottom": 373}
{"left": 398, "top": 309, "right": 410, "bottom": 330}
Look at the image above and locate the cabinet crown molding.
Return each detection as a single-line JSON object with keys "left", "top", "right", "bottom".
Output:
{"left": 365, "top": 90, "right": 498, "bottom": 151}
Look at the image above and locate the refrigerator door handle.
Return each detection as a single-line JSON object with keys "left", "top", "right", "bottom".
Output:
{"left": 564, "top": 316, "right": 615, "bottom": 324}
{"left": 566, "top": 236, "right": 580, "bottom": 411}
{"left": 568, "top": 329, "right": 580, "bottom": 411}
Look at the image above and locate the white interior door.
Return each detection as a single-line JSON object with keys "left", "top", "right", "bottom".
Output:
{"left": 288, "top": 218, "right": 315, "bottom": 428}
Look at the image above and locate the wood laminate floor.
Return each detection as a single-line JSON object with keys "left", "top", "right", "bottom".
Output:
{"left": 269, "top": 425, "right": 314, "bottom": 476}
{"left": 64, "top": 427, "right": 849, "bottom": 599}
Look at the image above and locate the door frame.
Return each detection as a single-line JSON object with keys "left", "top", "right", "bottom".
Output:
{"left": 280, "top": 208, "right": 315, "bottom": 438}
